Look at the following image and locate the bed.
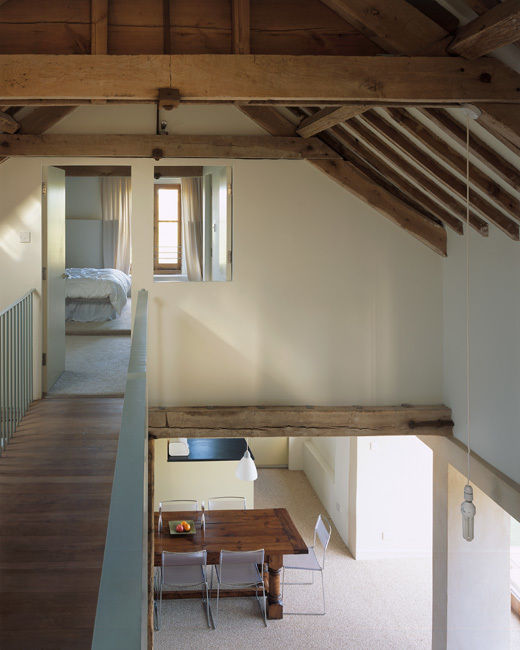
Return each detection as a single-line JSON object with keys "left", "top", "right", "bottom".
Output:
{"left": 65, "top": 267, "right": 131, "bottom": 322}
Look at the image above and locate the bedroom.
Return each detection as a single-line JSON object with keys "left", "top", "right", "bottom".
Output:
{"left": 46, "top": 166, "right": 132, "bottom": 395}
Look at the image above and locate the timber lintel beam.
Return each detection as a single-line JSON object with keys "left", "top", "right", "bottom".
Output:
{"left": 148, "top": 405, "right": 454, "bottom": 438}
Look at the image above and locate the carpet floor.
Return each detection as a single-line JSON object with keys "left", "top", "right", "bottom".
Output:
{"left": 154, "top": 469, "right": 433, "bottom": 649}
{"left": 65, "top": 299, "right": 132, "bottom": 335}
{"left": 47, "top": 335, "right": 131, "bottom": 395}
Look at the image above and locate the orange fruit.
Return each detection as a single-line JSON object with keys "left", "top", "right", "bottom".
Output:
{"left": 183, "top": 521, "right": 191, "bottom": 532}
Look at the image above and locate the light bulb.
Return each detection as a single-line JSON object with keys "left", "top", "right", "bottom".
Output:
{"left": 461, "top": 484, "right": 476, "bottom": 541}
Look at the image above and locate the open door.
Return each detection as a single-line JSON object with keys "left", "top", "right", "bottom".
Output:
{"left": 203, "top": 166, "right": 232, "bottom": 282}
{"left": 42, "top": 166, "right": 66, "bottom": 392}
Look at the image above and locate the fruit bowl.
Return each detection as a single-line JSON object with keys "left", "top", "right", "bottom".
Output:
{"left": 169, "top": 520, "right": 196, "bottom": 536}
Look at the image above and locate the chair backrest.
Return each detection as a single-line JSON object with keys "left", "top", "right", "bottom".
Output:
{"left": 158, "top": 499, "right": 199, "bottom": 532}
{"left": 219, "top": 549, "right": 265, "bottom": 586}
{"left": 220, "top": 548, "right": 264, "bottom": 566}
{"left": 207, "top": 496, "right": 246, "bottom": 510}
{"left": 313, "top": 514, "right": 332, "bottom": 568}
{"left": 161, "top": 550, "right": 207, "bottom": 586}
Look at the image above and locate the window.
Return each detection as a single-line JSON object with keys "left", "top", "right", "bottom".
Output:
{"left": 154, "top": 184, "right": 181, "bottom": 273}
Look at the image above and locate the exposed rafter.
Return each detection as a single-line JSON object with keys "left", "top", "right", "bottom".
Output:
{"left": 232, "top": 0, "right": 250, "bottom": 54}
{"left": 323, "top": 123, "right": 467, "bottom": 235}
{"left": 320, "top": 0, "right": 520, "bottom": 167}
{"left": 91, "top": 0, "right": 108, "bottom": 55}
{"left": 318, "top": 0, "right": 449, "bottom": 55}
{"left": 361, "top": 111, "right": 519, "bottom": 239}
{"left": 448, "top": 0, "right": 520, "bottom": 59}
{"left": 387, "top": 108, "right": 520, "bottom": 222}
{"left": 475, "top": 103, "right": 520, "bottom": 154}
{"left": 0, "top": 106, "right": 76, "bottom": 164}
{"left": 297, "top": 105, "right": 370, "bottom": 138}
{"left": 422, "top": 108, "right": 520, "bottom": 191}
{"left": 239, "top": 105, "right": 447, "bottom": 255}
{"left": 342, "top": 117, "right": 487, "bottom": 235}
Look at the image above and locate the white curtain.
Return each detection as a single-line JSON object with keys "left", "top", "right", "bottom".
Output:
{"left": 181, "top": 177, "right": 203, "bottom": 281}
{"left": 100, "top": 177, "right": 131, "bottom": 275}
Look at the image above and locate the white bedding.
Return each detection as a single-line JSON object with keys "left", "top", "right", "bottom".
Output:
{"left": 65, "top": 268, "right": 131, "bottom": 315}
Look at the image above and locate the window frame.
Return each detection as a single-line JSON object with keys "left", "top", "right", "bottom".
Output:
{"left": 153, "top": 183, "right": 182, "bottom": 274}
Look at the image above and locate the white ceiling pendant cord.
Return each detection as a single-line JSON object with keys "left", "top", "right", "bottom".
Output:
{"left": 461, "top": 108, "right": 476, "bottom": 542}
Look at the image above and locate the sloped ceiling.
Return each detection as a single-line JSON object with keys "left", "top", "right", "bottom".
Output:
{"left": 1, "top": 0, "right": 520, "bottom": 255}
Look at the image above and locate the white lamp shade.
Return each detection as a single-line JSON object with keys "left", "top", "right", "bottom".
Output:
{"left": 235, "top": 449, "right": 258, "bottom": 481}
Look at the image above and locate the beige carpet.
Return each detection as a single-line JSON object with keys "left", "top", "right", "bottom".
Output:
{"left": 154, "top": 469, "right": 433, "bottom": 649}
{"left": 65, "top": 298, "right": 132, "bottom": 335}
{"left": 47, "top": 336, "right": 131, "bottom": 395}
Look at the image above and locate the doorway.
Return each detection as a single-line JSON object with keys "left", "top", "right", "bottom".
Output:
{"left": 42, "top": 165, "right": 132, "bottom": 395}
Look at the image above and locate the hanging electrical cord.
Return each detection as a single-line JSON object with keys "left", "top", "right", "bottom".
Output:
{"left": 461, "top": 108, "right": 476, "bottom": 542}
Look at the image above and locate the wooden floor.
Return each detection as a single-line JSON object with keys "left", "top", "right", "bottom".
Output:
{"left": 0, "top": 397, "right": 123, "bottom": 650}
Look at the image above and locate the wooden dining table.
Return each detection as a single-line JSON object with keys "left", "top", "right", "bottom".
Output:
{"left": 154, "top": 508, "right": 307, "bottom": 619}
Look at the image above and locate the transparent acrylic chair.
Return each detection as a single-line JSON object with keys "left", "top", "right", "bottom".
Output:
{"left": 207, "top": 496, "right": 247, "bottom": 510}
{"left": 282, "top": 513, "right": 332, "bottom": 615}
{"left": 158, "top": 550, "right": 212, "bottom": 629}
{"left": 211, "top": 549, "right": 267, "bottom": 628}
{"left": 158, "top": 499, "right": 199, "bottom": 533}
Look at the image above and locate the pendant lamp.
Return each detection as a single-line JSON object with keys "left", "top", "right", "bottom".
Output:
{"left": 460, "top": 106, "right": 477, "bottom": 541}
{"left": 235, "top": 438, "right": 258, "bottom": 481}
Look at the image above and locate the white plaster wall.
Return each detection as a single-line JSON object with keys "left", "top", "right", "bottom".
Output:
{"left": 443, "top": 228, "right": 520, "bottom": 484}
{"left": 355, "top": 436, "right": 433, "bottom": 559}
{"left": 65, "top": 177, "right": 102, "bottom": 220}
{"left": 248, "top": 437, "right": 288, "bottom": 466}
{"left": 0, "top": 157, "right": 43, "bottom": 398}
{"left": 153, "top": 439, "right": 254, "bottom": 510}
{"left": 303, "top": 437, "right": 350, "bottom": 545}
{"left": 132, "top": 158, "right": 443, "bottom": 407}
{"left": 447, "top": 465, "right": 510, "bottom": 650}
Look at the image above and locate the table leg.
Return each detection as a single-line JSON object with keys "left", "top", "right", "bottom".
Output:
{"left": 267, "top": 554, "right": 283, "bottom": 619}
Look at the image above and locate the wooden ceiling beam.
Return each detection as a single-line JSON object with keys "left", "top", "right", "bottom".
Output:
{"left": 475, "top": 103, "right": 520, "bottom": 153}
{"left": 362, "top": 111, "right": 519, "bottom": 240}
{"left": 239, "top": 104, "right": 448, "bottom": 255}
{"left": 91, "top": 0, "right": 108, "bottom": 55}
{"left": 343, "top": 117, "right": 488, "bottom": 236}
{"left": 318, "top": 0, "right": 449, "bottom": 54}
{"left": 1, "top": 55, "right": 520, "bottom": 103}
{"left": 0, "top": 133, "right": 340, "bottom": 160}
{"left": 0, "top": 106, "right": 76, "bottom": 164}
{"left": 232, "top": 0, "right": 250, "bottom": 54}
{"left": 0, "top": 110, "right": 19, "bottom": 134}
{"left": 297, "top": 105, "right": 370, "bottom": 138}
{"left": 448, "top": 0, "right": 520, "bottom": 59}
{"left": 236, "top": 106, "right": 298, "bottom": 136}
{"left": 422, "top": 108, "right": 520, "bottom": 191}
{"left": 387, "top": 108, "right": 520, "bottom": 222}
{"left": 149, "top": 404, "right": 454, "bottom": 438}
{"left": 320, "top": 0, "right": 520, "bottom": 165}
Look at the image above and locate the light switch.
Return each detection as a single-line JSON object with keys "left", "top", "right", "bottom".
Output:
{"left": 19, "top": 232, "right": 31, "bottom": 243}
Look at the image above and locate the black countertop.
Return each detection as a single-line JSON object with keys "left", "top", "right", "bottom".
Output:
{"left": 167, "top": 438, "right": 254, "bottom": 462}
